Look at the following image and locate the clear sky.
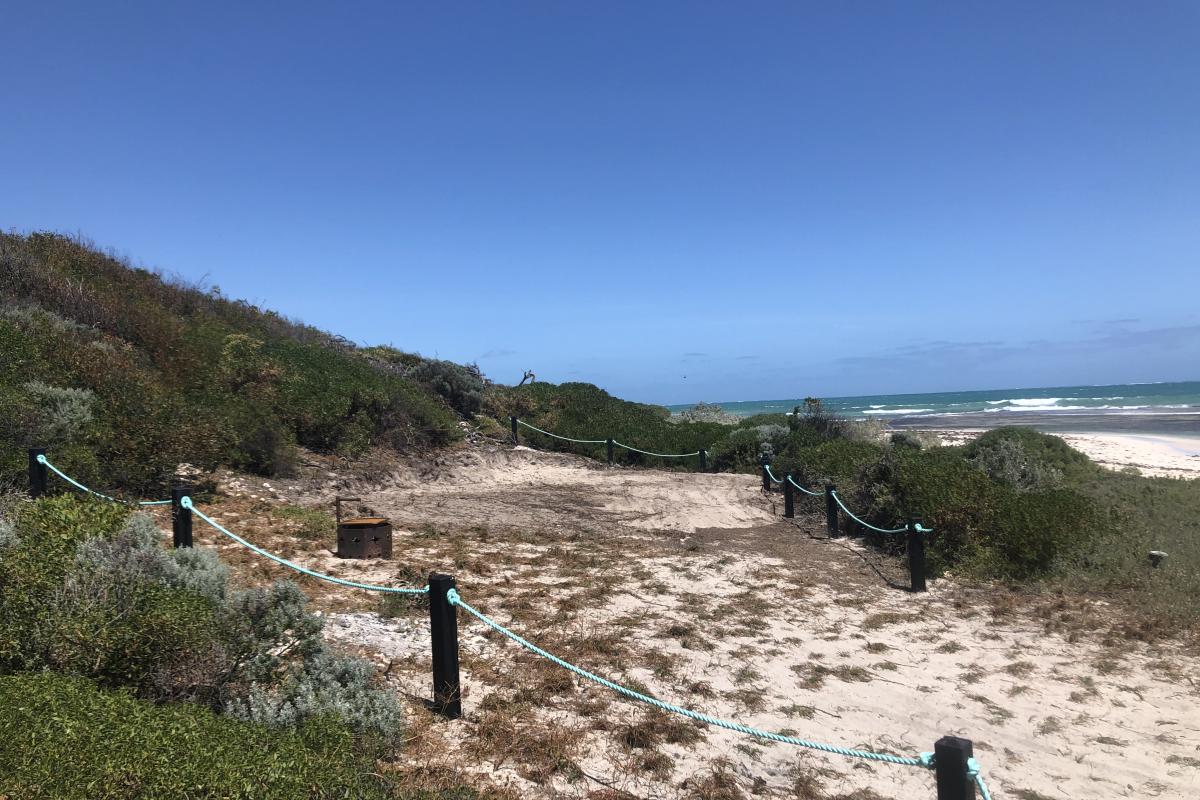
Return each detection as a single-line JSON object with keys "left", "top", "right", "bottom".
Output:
{"left": 3, "top": 2, "right": 1198, "bottom": 405}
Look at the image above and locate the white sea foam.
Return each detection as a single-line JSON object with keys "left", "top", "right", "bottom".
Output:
{"left": 987, "top": 397, "right": 1064, "bottom": 408}
{"left": 863, "top": 408, "right": 935, "bottom": 415}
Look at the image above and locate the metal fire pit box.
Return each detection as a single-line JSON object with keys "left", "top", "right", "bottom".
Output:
{"left": 336, "top": 517, "right": 393, "bottom": 559}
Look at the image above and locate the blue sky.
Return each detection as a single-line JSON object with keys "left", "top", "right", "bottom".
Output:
{"left": 3, "top": 2, "right": 1198, "bottom": 405}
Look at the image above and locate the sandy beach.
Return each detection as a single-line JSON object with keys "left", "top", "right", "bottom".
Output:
{"left": 929, "top": 429, "right": 1200, "bottom": 479}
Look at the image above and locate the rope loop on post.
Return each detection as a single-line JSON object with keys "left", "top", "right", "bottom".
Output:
{"left": 764, "top": 464, "right": 785, "bottom": 484}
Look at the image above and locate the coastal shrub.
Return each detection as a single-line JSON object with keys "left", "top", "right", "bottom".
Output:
{"left": 406, "top": 358, "right": 485, "bottom": 416}
{"left": 19, "top": 380, "right": 96, "bottom": 449}
{"left": 0, "top": 672, "right": 389, "bottom": 800}
{"left": 782, "top": 439, "right": 886, "bottom": 492}
{"left": 0, "top": 499, "right": 403, "bottom": 737}
{"left": 982, "top": 488, "right": 1099, "bottom": 579}
{"left": 708, "top": 428, "right": 768, "bottom": 472}
{"left": 228, "top": 651, "right": 404, "bottom": 739}
{"left": 219, "top": 580, "right": 402, "bottom": 738}
{"left": 889, "top": 431, "right": 939, "bottom": 450}
{"left": 0, "top": 517, "right": 17, "bottom": 550}
{"left": 0, "top": 504, "right": 222, "bottom": 694}
{"left": 964, "top": 427, "right": 1096, "bottom": 484}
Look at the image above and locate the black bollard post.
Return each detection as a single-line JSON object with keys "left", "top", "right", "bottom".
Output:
{"left": 28, "top": 448, "right": 47, "bottom": 498}
{"left": 510, "top": 416, "right": 518, "bottom": 445}
{"left": 825, "top": 484, "right": 839, "bottom": 537}
{"left": 934, "top": 736, "right": 975, "bottom": 800}
{"left": 699, "top": 449, "right": 707, "bottom": 472}
{"left": 783, "top": 473, "right": 795, "bottom": 519}
{"left": 761, "top": 465, "right": 770, "bottom": 492}
{"left": 171, "top": 486, "right": 193, "bottom": 549}
{"left": 607, "top": 438, "right": 614, "bottom": 466}
{"left": 428, "top": 573, "right": 462, "bottom": 719}
{"left": 908, "top": 517, "right": 927, "bottom": 593}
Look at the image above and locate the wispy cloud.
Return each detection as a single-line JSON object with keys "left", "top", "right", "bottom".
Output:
{"left": 833, "top": 323, "right": 1200, "bottom": 372}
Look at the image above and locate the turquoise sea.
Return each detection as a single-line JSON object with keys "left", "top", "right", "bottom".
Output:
{"left": 669, "top": 381, "right": 1200, "bottom": 434}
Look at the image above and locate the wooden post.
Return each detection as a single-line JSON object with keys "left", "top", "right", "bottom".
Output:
{"left": 761, "top": 465, "right": 770, "bottom": 492}
{"left": 824, "top": 483, "right": 839, "bottom": 537}
{"left": 699, "top": 449, "right": 707, "bottom": 472}
{"left": 171, "top": 486, "right": 193, "bottom": 549}
{"left": 934, "top": 736, "right": 975, "bottom": 800}
{"left": 783, "top": 473, "right": 795, "bottom": 518}
{"left": 908, "top": 517, "right": 927, "bottom": 593}
{"left": 428, "top": 573, "right": 462, "bottom": 719}
{"left": 510, "top": 416, "right": 518, "bottom": 445}
{"left": 607, "top": 438, "right": 614, "bottom": 466}
{"left": 28, "top": 448, "right": 47, "bottom": 498}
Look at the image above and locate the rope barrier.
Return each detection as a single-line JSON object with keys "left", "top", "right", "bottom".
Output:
{"left": 969, "top": 759, "right": 994, "bottom": 800}
{"left": 516, "top": 420, "right": 607, "bottom": 445}
{"left": 786, "top": 474, "right": 823, "bottom": 497}
{"left": 180, "top": 497, "right": 428, "bottom": 595}
{"left": 829, "top": 490, "right": 910, "bottom": 535}
{"left": 612, "top": 441, "right": 701, "bottom": 459}
{"left": 37, "top": 455, "right": 171, "bottom": 506}
{"left": 764, "top": 464, "right": 785, "bottom": 484}
{"left": 447, "top": 587, "right": 932, "bottom": 770}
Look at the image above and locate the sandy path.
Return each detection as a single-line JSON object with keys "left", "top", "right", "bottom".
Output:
{"left": 199, "top": 444, "right": 1200, "bottom": 800}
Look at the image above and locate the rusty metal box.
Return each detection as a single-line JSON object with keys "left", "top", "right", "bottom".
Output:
{"left": 336, "top": 517, "right": 392, "bottom": 559}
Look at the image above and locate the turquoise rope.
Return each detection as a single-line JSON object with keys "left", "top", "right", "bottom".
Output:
{"left": 516, "top": 420, "right": 607, "bottom": 445}
{"left": 764, "top": 464, "right": 785, "bottom": 484}
{"left": 786, "top": 475, "right": 823, "bottom": 497}
{"left": 180, "top": 497, "right": 428, "bottom": 595}
{"left": 829, "top": 490, "right": 910, "bottom": 535}
{"left": 612, "top": 441, "right": 700, "bottom": 458}
{"left": 969, "top": 759, "right": 994, "bottom": 800}
{"left": 38, "top": 455, "right": 170, "bottom": 506}
{"left": 447, "top": 588, "right": 930, "bottom": 770}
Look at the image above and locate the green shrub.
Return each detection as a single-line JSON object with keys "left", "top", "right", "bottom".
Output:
{"left": 228, "top": 651, "right": 404, "bottom": 737}
{"left": 0, "top": 672, "right": 389, "bottom": 800}
{"left": 983, "top": 488, "right": 1100, "bottom": 579}
{"left": 406, "top": 358, "right": 485, "bottom": 416}
{"left": 964, "top": 427, "right": 1097, "bottom": 485}
{"left": 708, "top": 428, "right": 768, "bottom": 472}
{"left": 0, "top": 499, "right": 403, "bottom": 737}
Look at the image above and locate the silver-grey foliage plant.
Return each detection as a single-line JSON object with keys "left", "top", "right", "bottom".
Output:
{"left": 71, "top": 513, "right": 403, "bottom": 738}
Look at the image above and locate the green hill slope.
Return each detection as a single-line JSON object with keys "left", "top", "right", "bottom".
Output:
{"left": 0, "top": 232, "right": 469, "bottom": 492}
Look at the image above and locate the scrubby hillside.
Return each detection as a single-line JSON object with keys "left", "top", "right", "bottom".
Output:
{"left": 0, "top": 232, "right": 483, "bottom": 492}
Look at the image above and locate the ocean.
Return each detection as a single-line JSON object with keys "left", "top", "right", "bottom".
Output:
{"left": 668, "top": 381, "right": 1200, "bottom": 435}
